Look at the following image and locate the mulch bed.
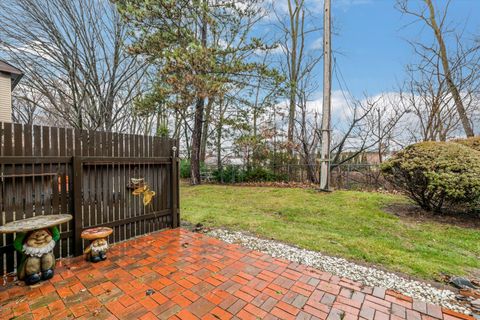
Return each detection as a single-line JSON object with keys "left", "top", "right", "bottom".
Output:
{"left": 384, "top": 203, "right": 480, "bottom": 230}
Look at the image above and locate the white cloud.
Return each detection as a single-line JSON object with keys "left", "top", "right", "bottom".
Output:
{"left": 267, "top": 87, "right": 480, "bottom": 151}
{"left": 310, "top": 36, "right": 323, "bottom": 50}
{"left": 302, "top": 90, "right": 354, "bottom": 121}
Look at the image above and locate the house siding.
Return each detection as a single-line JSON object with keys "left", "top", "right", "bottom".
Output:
{"left": 0, "top": 72, "right": 12, "bottom": 123}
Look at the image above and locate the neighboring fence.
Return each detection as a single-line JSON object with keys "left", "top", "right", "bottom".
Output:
{"left": 0, "top": 122, "right": 179, "bottom": 275}
{"left": 331, "top": 164, "right": 388, "bottom": 190}
{"left": 201, "top": 163, "right": 388, "bottom": 190}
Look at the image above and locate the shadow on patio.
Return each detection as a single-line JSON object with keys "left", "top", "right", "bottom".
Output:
{"left": 0, "top": 229, "right": 473, "bottom": 320}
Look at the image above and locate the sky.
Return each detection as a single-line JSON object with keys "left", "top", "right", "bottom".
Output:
{"left": 330, "top": 0, "right": 480, "bottom": 97}
{"left": 263, "top": 0, "right": 480, "bottom": 136}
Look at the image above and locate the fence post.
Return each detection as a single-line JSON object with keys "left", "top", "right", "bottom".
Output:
{"left": 72, "top": 156, "right": 84, "bottom": 256}
{"left": 171, "top": 146, "right": 179, "bottom": 228}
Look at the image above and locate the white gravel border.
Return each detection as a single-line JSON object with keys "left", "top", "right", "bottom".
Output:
{"left": 207, "top": 228, "right": 473, "bottom": 315}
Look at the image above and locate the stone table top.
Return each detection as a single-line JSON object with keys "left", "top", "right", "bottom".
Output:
{"left": 0, "top": 214, "right": 72, "bottom": 233}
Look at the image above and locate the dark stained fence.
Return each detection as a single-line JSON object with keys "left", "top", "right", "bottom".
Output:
{"left": 0, "top": 122, "right": 179, "bottom": 276}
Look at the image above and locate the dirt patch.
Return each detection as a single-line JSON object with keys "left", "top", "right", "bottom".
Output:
{"left": 384, "top": 203, "right": 480, "bottom": 230}
{"left": 218, "top": 181, "right": 319, "bottom": 189}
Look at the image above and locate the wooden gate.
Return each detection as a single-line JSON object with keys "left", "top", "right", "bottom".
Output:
{"left": 0, "top": 122, "right": 179, "bottom": 275}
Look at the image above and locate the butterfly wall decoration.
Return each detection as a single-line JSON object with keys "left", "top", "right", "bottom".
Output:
{"left": 132, "top": 185, "right": 156, "bottom": 206}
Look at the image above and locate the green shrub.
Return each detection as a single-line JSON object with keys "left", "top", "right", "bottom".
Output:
{"left": 212, "top": 166, "right": 288, "bottom": 183}
{"left": 180, "top": 159, "right": 207, "bottom": 179}
{"left": 244, "top": 167, "right": 282, "bottom": 182}
{"left": 453, "top": 136, "right": 480, "bottom": 152}
{"left": 180, "top": 159, "right": 191, "bottom": 179}
{"left": 381, "top": 141, "right": 480, "bottom": 212}
{"left": 212, "top": 165, "right": 246, "bottom": 183}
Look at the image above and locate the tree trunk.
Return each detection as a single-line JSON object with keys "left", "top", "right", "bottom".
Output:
{"left": 252, "top": 84, "right": 260, "bottom": 167}
{"left": 216, "top": 121, "right": 223, "bottom": 182}
{"left": 377, "top": 109, "right": 383, "bottom": 163}
{"left": 287, "top": 86, "right": 296, "bottom": 154}
{"left": 190, "top": 97, "right": 205, "bottom": 185}
{"left": 286, "top": 0, "right": 299, "bottom": 154}
{"left": 155, "top": 106, "right": 166, "bottom": 137}
{"left": 190, "top": 5, "right": 208, "bottom": 185}
{"left": 426, "top": 0, "right": 474, "bottom": 137}
{"left": 303, "top": 155, "right": 318, "bottom": 183}
{"left": 173, "top": 109, "right": 181, "bottom": 139}
{"left": 200, "top": 98, "right": 213, "bottom": 162}
{"left": 252, "top": 106, "right": 258, "bottom": 167}
{"left": 216, "top": 98, "right": 225, "bottom": 183}
{"left": 183, "top": 119, "right": 191, "bottom": 158}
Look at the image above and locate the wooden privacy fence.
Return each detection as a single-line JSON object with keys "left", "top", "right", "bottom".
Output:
{"left": 0, "top": 122, "right": 179, "bottom": 276}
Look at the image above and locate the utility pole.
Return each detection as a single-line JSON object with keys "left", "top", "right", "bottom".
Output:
{"left": 320, "top": 0, "right": 331, "bottom": 190}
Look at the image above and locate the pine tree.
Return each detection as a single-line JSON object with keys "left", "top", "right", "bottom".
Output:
{"left": 115, "top": 0, "right": 281, "bottom": 184}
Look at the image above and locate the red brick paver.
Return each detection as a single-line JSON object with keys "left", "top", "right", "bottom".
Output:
{"left": 0, "top": 229, "right": 473, "bottom": 320}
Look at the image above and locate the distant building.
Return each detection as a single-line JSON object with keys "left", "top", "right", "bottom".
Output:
{"left": 0, "top": 60, "right": 23, "bottom": 123}
{"left": 204, "top": 155, "right": 244, "bottom": 166}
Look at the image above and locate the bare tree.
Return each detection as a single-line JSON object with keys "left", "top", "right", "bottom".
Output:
{"left": 11, "top": 86, "right": 43, "bottom": 125}
{"left": 330, "top": 94, "right": 405, "bottom": 169}
{"left": 366, "top": 96, "right": 407, "bottom": 163}
{"left": 293, "top": 69, "right": 321, "bottom": 183}
{"left": 273, "top": 0, "right": 321, "bottom": 155}
{"left": 0, "top": 0, "right": 149, "bottom": 131}
{"left": 397, "top": 0, "right": 478, "bottom": 137}
{"left": 399, "top": 63, "right": 459, "bottom": 142}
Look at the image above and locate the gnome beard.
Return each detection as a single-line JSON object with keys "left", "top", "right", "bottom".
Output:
{"left": 23, "top": 239, "right": 55, "bottom": 257}
{"left": 87, "top": 238, "right": 108, "bottom": 262}
{"left": 91, "top": 242, "right": 108, "bottom": 253}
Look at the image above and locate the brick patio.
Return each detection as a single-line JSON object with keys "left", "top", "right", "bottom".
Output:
{"left": 0, "top": 229, "right": 473, "bottom": 320}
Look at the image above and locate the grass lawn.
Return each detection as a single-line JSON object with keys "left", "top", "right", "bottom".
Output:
{"left": 181, "top": 184, "right": 480, "bottom": 281}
